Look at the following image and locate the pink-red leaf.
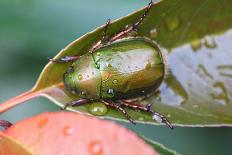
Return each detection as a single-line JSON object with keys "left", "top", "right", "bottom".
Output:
{"left": 3, "top": 112, "right": 157, "bottom": 155}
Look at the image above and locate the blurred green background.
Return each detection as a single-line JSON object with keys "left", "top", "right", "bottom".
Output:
{"left": 0, "top": 0, "right": 232, "bottom": 154}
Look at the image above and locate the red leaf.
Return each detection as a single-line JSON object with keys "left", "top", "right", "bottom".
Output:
{"left": 3, "top": 112, "right": 157, "bottom": 155}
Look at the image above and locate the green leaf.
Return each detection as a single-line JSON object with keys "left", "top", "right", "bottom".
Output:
{"left": 142, "top": 136, "right": 180, "bottom": 155}
{"left": 1, "top": 0, "right": 232, "bottom": 127}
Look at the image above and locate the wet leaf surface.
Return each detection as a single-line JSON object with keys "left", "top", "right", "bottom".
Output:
{"left": 1, "top": 112, "right": 175, "bottom": 155}
{"left": 1, "top": 0, "right": 232, "bottom": 127}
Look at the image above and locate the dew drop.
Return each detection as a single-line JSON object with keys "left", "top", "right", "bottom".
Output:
{"left": 138, "top": 116, "right": 144, "bottom": 121}
{"left": 191, "top": 39, "right": 202, "bottom": 52}
{"left": 88, "top": 140, "right": 103, "bottom": 155}
{"left": 203, "top": 36, "right": 217, "bottom": 48}
{"left": 71, "top": 90, "right": 77, "bottom": 94}
{"left": 63, "top": 126, "right": 74, "bottom": 136}
{"left": 150, "top": 28, "right": 158, "bottom": 38}
{"left": 124, "top": 24, "right": 129, "bottom": 29}
{"left": 108, "top": 89, "right": 114, "bottom": 98}
{"left": 78, "top": 74, "right": 83, "bottom": 80}
{"left": 165, "top": 14, "right": 180, "bottom": 31}
{"left": 81, "top": 91, "right": 86, "bottom": 96}
{"left": 96, "top": 52, "right": 101, "bottom": 56}
{"left": 95, "top": 63, "right": 100, "bottom": 69}
{"left": 38, "top": 118, "right": 48, "bottom": 128}
{"left": 152, "top": 114, "right": 162, "bottom": 123}
{"left": 112, "top": 79, "right": 118, "bottom": 84}
{"left": 89, "top": 102, "right": 108, "bottom": 116}
{"left": 107, "top": 63, "right": 112, "bottom": 68}
{"left": 167, "top": 114, "right": 171, "bottom": 118}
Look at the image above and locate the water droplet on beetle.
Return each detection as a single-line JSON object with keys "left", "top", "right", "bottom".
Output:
{"left": 63, "top": 126, "right": 74, "bottom": 136}
{"left": 38, "top": 117, "right": 48, "bottom": 128}
{"left": 112, "top": 79, "right": 118, "bottom": 84}
{"left": 89, "top": 102, "right": 108, "bottom": 116}
{"left": 165, "top": 14, "right": 180, "bottom": 31}
{"left": 150, "top": 28, "right": 158, "bottom": 38}
{"left": 152, "top": 114, "right": 162, "bottom": 123}
{"left": 108, "top": 89, "right": 114, "bottom": 98}
{"left": 81, "top": 91, "right": 86, "bottom": 96}
{"left": 95, "top": 63, "right": 100, "bottom": 69}
{"left": 78, "top": 74, "right": 83, "bottom": 80}
{"left": 88, "top": 140, "right": 103, "bottom": 155}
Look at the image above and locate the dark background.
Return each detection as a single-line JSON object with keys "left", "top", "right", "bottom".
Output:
{"left": 0, "top": 0, "right": 231, "bottom": 154}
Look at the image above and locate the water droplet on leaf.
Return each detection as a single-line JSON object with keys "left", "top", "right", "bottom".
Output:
{"left": 203, "top": 36, "right": 217, "bottom": 48}
{"left": 107, "top": 63, "right": 112, "bottom": 68}
{"left": 88, "top": 140, "right": 103, "bottom": 155}
{"left": 63, "top": 126, "right": 74, "bottom": 136}
{"left": 152, "top": 114, "right": 162, "bottom": 123}
{"left": 89, "top": 102, "right": 108, "bottom": 116}
{"left": 81, "top": 91, "right": 86, "bottom": 96}
{"left": 138, "top": 116, "right": 144, "bottom": 121}
{"left": 165, "top": 14, "right": 180, "bottom": 31}
{"left": 150, "top": 28, "right": 158, "bottom": 38}
{"left": 38, "top": 118, "right": 48, "bottom": 128}
{"left": 191, "top": 39, "right": 202, "bottom": 52}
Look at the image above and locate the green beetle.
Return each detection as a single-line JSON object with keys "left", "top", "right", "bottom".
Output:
{"left": 51, "top": 0, "right": 173, "bottom": 129}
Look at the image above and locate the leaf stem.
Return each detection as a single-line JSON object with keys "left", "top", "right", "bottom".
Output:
{"left": 0, "top": 90, "right": 39, "bottom": 114}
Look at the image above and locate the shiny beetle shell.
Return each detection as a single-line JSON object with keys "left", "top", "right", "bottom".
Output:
{"left": 64, "top": 37, "right": 165, "bottom": 100}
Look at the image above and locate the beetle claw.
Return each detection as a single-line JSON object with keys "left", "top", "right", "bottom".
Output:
{"left": 0, "top": 120, "right": 13, "bottom": 130}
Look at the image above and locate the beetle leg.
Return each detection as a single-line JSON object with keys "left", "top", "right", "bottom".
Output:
{"left": 119, "top": 100, "right": 173, "bottom": 129}
{"left": 101, "top": 19, "right": 111, "bottom": 44}
{"left": 108, "top": 0, "right": 153, "bottom": 42}
{"left": 90, "top": 19, "right": 111, "bottom": 53}
{"left": 102, "top": 100, "right": 136, "bottom": 124}
{"left": 0, "top": 120, "right": 13, "bottom": 130}
{"left": 48, "top": 55, "right": 80, "bottom": 63}
{"left": 62, "top": 99, "right": 89, "bottom": 110}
